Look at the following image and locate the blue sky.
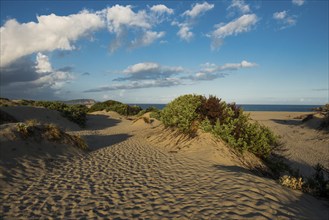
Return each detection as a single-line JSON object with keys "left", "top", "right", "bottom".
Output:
{"left": 0, "top": 0, "right": 328, "bottom": 104}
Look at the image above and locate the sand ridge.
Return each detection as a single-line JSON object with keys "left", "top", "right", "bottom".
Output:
{"left": 0, "top": 109, "right": 328, "bottom": 219}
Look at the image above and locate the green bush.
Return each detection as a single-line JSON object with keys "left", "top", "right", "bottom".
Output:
{"left": 137, "top": 106, "right": 160, "bottom": 117}
{"left": 88, "top": 100, "right": 142, "bottom": 116}
{"left": 36, "top": 101, "right": 87, "bottom": 126}
{"left": 161, "top": 94, "right": 203, "bottom": 133}
{"left": 150, "top": 110, "right": 162, "bottom": 120}
{"left": 159, "top": 94, "right": 278, "bottom": 158}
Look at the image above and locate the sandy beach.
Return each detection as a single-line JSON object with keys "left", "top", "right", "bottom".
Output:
{"left": 0, "top": 107, "right": 328, "bottom": 219}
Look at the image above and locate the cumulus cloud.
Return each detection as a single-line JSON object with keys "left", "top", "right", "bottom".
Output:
{"left": 227, "top": 0, "right": 251, "bottom": 14}
{"left": 0, "top": 4, "right": 173, "bottom": 65}
{"left": 0, "top": 53, "right": 73, "bottom": 98}
{"left": 84, "top": 78, "right": 183, "bottom": 92}
{"left": 84, "top": 62, "right": 184, "bottom": 92}
{"left": 173, "top": 22, "right": 194, "bottom": 41}
{"left": 185, "top": 60, "right": 257, "bottom": 81}
{"left": 273, "top": 11, "right": 297, "bottom": 29}
{"left": 210, "top": 14, "right": 258, "bottom": 50}
{"left": 105, "top": 5, "right": 151, "bottom": 33}
{"left": 104, "top": 4, "right": 171, "bottom": 52}
{"left": 0, "top": 10, "right": 104, "bottom": 67}
{"left": 114, "top": 62, "right": 183, "bottom": 81}
{"left": 172, "top": 2, "right": 214, "bottom": 41}
{"left": 182, "top": 2, "right": 214, "bottom": 18}
{"left": 150, "top": 4, "right": 174, "bottom": 14}
{"left": 273, "top": 11, "right": 287, "bottom": 20}
{"left": 84, "top": 60, "right": 257, "bottom": 92}
{"left": 130, "top": 31, "right": 165, "bottom": 48}
{"left": 292, "top": 0, "right": 305, "bottom": 6}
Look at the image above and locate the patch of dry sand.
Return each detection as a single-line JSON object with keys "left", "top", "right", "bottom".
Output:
{"left": 0, "top": 108, "right": 328, "bottom": 219}
{"left": 249, "top": 111, "right": 329, "bottom": 177}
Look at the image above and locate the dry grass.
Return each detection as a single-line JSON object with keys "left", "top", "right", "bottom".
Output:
{"left": 14, "top": 121, "right": 88, "bottom": 151}
{"left": 279, "top": 175, "right": 304, "bottom": 190}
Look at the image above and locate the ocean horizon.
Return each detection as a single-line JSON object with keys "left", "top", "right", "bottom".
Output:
{"left": 129, "top": 104, "right": 322, "bottom": 112}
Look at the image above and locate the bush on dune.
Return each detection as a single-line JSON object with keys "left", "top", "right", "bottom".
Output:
{"left": 35, "top": 101, "right": 88, "bottom": 126}
{"left": 161, "top": 94, "right": 203, "bottom": 133}
{"left": 88, "top": 100, "right": 142, "bottom": 116}
{"left": 160, "top": 94, "right": 278, "bottom": 159}
{"left": 15, "top": 120, "right": 88, "bottom": 150}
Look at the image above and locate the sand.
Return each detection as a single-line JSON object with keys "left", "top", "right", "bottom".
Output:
{"left": 249, "top": 111, "right": 329, "bottom": 177}
{"left": 0, "top": 107, "right": 328, "bottom": 219}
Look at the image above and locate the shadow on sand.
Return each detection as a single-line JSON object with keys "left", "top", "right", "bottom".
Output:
{"left": 84, "top": 133, "right": 132, "bottom": 151}
{"left": 85, "top": 114, "right": 121, "bottom": 130}
{"left": 270, "top": 119, "right": 302, "bottom": 126}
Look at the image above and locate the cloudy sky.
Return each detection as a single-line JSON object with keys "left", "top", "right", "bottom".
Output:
{"left": 0, "top": 0, "right": 328, "bottom": 104}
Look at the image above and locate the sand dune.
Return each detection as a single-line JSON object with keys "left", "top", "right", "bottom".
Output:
{"left": 0, "top": 106, "right": 80, "bottom": 131}
{"left": 0, "top": 108, "right": 328, "bottom": 219}
{"left": 249, "top": 111, "right": 329, "bottom": 177}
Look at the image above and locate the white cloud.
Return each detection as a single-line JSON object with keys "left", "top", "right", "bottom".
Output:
{"left": 84, "top": 78, "right": 183, "bottom": 92}
{"left": 35, "top": 53, "right": 52, "bottom": 74}
{"left": 105, "top": 5, "right": 151, "bottom": 33}
{"left": 227, "top": 0, "right": 251, "bottom": 14}
{"left": 123, "top": 62, "right": 160, "bottom": 74}
{"left": 130, "top": 31, "right": 165, "bottom": 48}
{"left": 150, "top": 4, "right": 174, "bottom": 14}
{"left": 273, "top": 11, "right": 297, "bottom": 29}
{"left": 219, "top": 60, "right": 257, "bottom": 70}
{"left": 32, "top": 53, "right": 73, "bottom": 89}
{"left": 292, "top": 0, "right": 305, "bottom": 6}
{"left": 0, "top": 10, "right": 104, "bottom": 67}
{"left": 210, "top": 14, "right": 258, "bottom": 50}
{"left": 182, "top": 2, "right": 214, "bottom": 18}
{"left": 273, "top": 11, "right": 287, "bottom": 20}
{"left": 172, "top": 2, "right": 213, "bottom": 42}
{"left": 183, "top": 60, "right": 257, "bottom": 81}
{"left": 116, "top": 62, "right": 183, "bottom": 81}
{"left": 105, "top": 4, "right": 169, "bottom": 52}
{"left": 177, "top": 24, "right": 194, "bottom": 41}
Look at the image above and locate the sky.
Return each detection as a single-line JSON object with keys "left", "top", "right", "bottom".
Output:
{"left": 0, "top": 0, "right": 328, "bottom": 104}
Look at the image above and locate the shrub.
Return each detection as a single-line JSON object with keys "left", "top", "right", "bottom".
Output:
{"left": 150, "top": 110, "right": 162, "bottom": 120}
{"left": 89, "top": 100, "right": 142, "bottom": 116}
{"left": 137, "top": 106, "right": 160, "bottom": 117}
{"left": 36, "top": 101, "right": 87, "bottom": 126}
{"left": 279, "top": 175, "right": 304, "bottom": 190}
{"left": 161, "top": 94, "right": 203, "bottom": 133}
{"left": 160, "top": 94, "right": 278, "bottom": 158}
{"left": 16, "top": 123, "right": 32, "bottom": 138}
{"left": 44, "top": 123, "right": 62, "bottom": 140}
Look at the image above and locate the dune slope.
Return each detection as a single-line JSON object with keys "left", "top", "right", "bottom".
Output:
{"left": 0, "top": 110, "right": 328, "bottom": 219}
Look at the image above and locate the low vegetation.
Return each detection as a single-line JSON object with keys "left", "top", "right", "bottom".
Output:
{"left": 160, "top": 94, "right": 329, "bottom": 198}
{"left": 0, "top": 98, "right": 88, "bottom": 126}
{"left": 15, "top": 120, "right": 88, "bottom": 150}
{"left": 35, "top": 101, "right": 88, "bottom": 126}
{"left": 88, "top": 100, "right": 142, "bottom": 116}
{"left": 160, "top": 94, "right": 278, "bottom": 158}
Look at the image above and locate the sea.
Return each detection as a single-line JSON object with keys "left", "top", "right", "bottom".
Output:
{"left": 129, "top": 104, "right": 322, "bottom": 112}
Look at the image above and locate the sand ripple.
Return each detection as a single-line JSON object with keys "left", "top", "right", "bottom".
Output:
{"left": 1, "top": 115, "right": 328, "bottom": 219}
